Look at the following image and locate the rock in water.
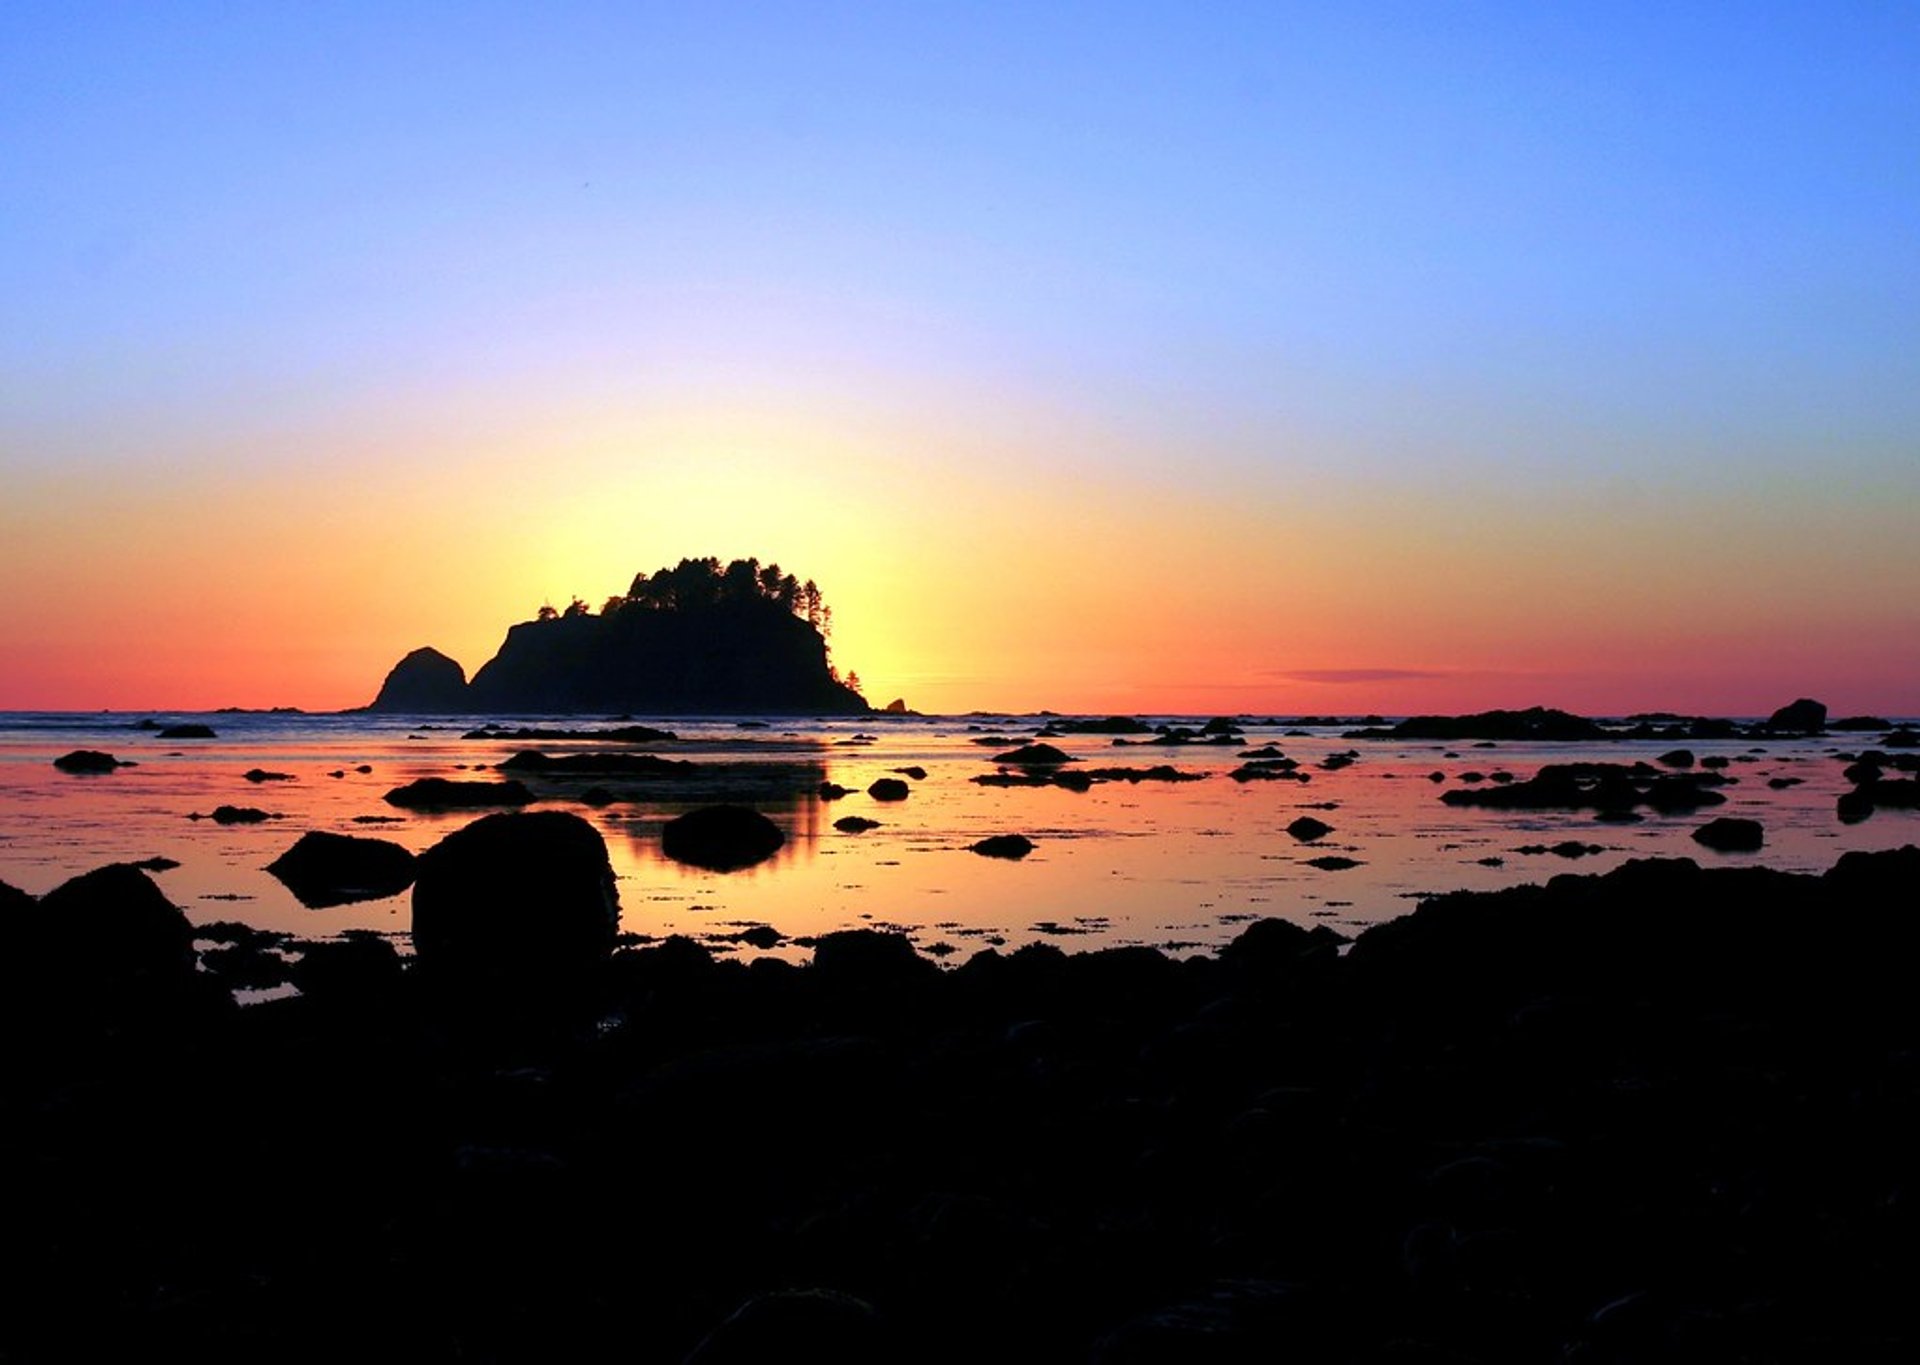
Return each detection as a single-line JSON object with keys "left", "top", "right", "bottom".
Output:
{"left": 866, "top": 778, "right": 911, "bottom": 802}
{"left": 53, "top": 750, "right": 126, "bottom": 773}
{"left": 1692, "top": 817, "right": 1765, "bottom": 852}
{"left": 1286, "top": 816, "right": 1334, "bottom": 841}
{"left": 384, "top": 777, "right": 535, "bottom": 809}
{"left": 970, "top": 834, "right": 1035, "bottom": 859}
{"left": 412, "top": 811, "right": 619, "bottom": 976}
{"left": 661, "top": 806, "right": 785, "bottom": 871}
{"left": 366, "top": 646, "right": 470, "bottom": 712}
{"left": 267, "top": 831, "right": 417, "bottom": 908}
{"left": 991, "top": 743, "right": 1075, "bottom": 766}
{"left": 1765, "top": 698, "right": 1827, "bottom": 734}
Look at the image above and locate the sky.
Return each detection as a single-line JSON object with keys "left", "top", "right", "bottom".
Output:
{"left": 3, "top": 2, "right": 1917, "bottom": 715}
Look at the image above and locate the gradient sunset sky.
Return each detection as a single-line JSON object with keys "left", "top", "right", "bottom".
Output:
{"left": 4, "top": 3, "right": 1916, "bottom": 715}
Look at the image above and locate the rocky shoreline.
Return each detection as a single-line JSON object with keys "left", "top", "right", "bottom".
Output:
{"left": 4, "top": 826, "right": 1917, "bottom": 1362}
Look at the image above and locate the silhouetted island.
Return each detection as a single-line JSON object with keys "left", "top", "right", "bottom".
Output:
{"left": 367, "top": 557, "right": 868, "bottom": 715}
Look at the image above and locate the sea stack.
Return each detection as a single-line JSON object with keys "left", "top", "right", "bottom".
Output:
{"left": 367, "top": 646, "right": 470, "bottom": 712}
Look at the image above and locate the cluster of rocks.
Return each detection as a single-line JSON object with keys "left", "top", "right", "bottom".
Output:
{"left": 7, "top": 825, "right": 1917, "bottom": 1361}
{"left": 1440, "top": 762, "right": 1730, "bottom": 818}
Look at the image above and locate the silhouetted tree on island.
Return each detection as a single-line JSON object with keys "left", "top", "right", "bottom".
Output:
{"left": 369, "top": 557, "right": 868, "bottom": 715}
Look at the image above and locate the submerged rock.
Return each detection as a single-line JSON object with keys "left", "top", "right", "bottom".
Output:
{"left": 1285, "top": 817, "right": 1334, "bottom": 842}
{"left": 156, "top": 724, "right": 217, "bottom": 739}
{"left": 867, "top": 778, "right": 911, "bottom": 802}
{"left": 662, "top": 806, "right": 786, "bottom": 871}
{"left": 266, "top": 831, "right": 417, "bottom": 908}
{"left": 834, "top": 816, "right": 881, "bottom": 833}
{"left": 412, "top": 811, "right": 619, "bottom": 976}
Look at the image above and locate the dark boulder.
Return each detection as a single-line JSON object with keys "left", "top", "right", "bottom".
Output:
{"left": 156, "top": 724, "right": 216, "bottom": 739}
{"left": 818, "top": 782, "right": 853, "bottom": 800}
{"left": 809, "top": 929, "right": 935, "bottom": 988}
{"left": 1765, "top": 698, "right": 1827, "bottom": 734}
{"left": 1692, "top": 817, "right": 1765, "bottom": 853}
{"left": 412, "top": 811, "right": 619, "bottom": 976}
{"left": 30, "top": 864, "right": 198, "bottom": 996}
{"left": 866, "top": 778, "right": 911, "bottom": 802}
{"left": 662, "top": 806, "right": 786, "bottom": 871}
{"left": 1305, "top": 855, "right": 1362, "bottom": 870}
{"left": 383, "top": 777, "right": 535, "bottom": 809}
{"left": 991, "top": 743, "right": 1075, "bottom": 766}
{"left": 1346, "top": 707, "right": 1607, "bottom": 742}
{"left": 292, "top": 934, "right": 405, "bottom": 1003}
{"left": 1657, "top": 749, "right": 1695, "bottom": 768}
{"left": 970, "top": 834, "right": 1035, "bottom": 859}
{"left": 834, "top": 816, "right": 880, "bottom": 833}
{"left": 244, "top": 768, "right": 294, "bottom": 783}
{"left": 497, "top": 750, "right": 696, "bottom": 777}
{"left": 207, "top": 805, "right": 275, "bottom": 824}
{"left": 366, "top": 645, "right": 470, "bottom": 712}
{"left": 266, "top": 831, "right": 417, "bottom": 908}
{"left": 1217, "top": 917, "right": 1346, "bottom": 976}
{"left": 1837, "top": 788, "right": 1876, "bottom": 823}
{"left": 1285, "top": 816, "right": 1333, "bottom": 841}
{"left": 53, "top": 750, "right": 127, "bottom": 773}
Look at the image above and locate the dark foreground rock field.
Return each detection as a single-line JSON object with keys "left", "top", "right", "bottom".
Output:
{"left": 4, "top": 829, "right": 1917, "bottom": 1363}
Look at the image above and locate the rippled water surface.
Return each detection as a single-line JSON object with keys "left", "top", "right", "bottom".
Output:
{"left": 3, "top": 710, "right": 1915, "bottom": 959}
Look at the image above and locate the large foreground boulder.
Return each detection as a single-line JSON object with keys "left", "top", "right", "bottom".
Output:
{"left": 33, "top": 864, "right": 197, "bottom": 989}
{"left": 11, "top": 865, "right": 225, "bottom": 1038}
{"left": 266, "top": 831, "right": 417, "bottom": 908}
{"left": 411, "top": 811, "right": 619, "bottom": 978}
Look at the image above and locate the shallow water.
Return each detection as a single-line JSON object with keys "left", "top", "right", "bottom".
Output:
{"left": 2, "top": 710, "right": 1914, "bottom": 959}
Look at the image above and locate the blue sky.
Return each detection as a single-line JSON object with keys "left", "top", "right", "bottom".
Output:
{"left": 4, "top": 3, "right": 1917, "bottom": 710}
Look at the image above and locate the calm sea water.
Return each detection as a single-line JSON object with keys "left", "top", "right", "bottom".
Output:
{"left": 2, "top": 710, "right": 1914, "bottom": 961}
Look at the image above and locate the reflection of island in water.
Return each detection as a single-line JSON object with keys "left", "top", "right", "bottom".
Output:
{"left": 368, "top": 557, "right": 870, "bottom": 715}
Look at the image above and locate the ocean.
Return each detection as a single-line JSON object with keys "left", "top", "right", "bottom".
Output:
{"left": 2, "top": 708, "right": 1913, "bottom": 966}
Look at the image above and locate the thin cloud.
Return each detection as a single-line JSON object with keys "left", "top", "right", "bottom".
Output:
{"left": 1265, "top": 669, "right": 1451, "bottom": 684}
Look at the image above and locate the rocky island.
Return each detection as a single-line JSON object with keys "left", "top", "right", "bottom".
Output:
{"left": 367, "top": 557, "right": 869, "bottom": 715}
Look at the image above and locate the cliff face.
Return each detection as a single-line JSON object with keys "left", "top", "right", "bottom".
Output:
{"left": 384, "top": 602, "right": 865, "bottom": 715}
